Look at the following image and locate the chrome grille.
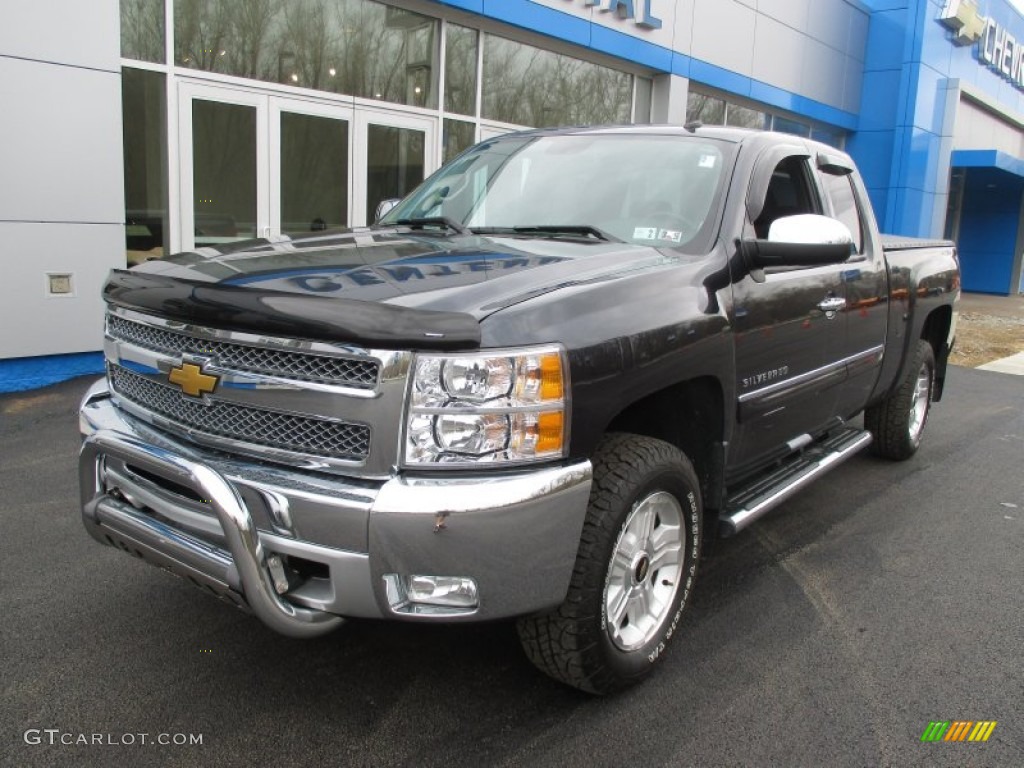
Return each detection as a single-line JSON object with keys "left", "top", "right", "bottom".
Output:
{"left": 109, "top": 365, "right": 370, "bottom": 462}
{"left": 107, "top": 314, "right": 379, "bottom": 388}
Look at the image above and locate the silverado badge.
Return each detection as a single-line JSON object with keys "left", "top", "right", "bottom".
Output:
{"left": 168, "top": 362, "right": 219, "bottom": 397}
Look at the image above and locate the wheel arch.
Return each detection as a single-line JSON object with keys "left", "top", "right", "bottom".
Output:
{"left": 604, "top": 376, "right": 726, "bottom": 522}
{"left": 921, "top": 304, "right": 953, "bottom": 401}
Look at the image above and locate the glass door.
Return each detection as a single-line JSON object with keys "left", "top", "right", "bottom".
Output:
{"left": 178, "top": 83, "right": 268, "bottom": 251}
{"left": 179, "top": 84, "right": 437, "bottom": 248}
{"left": 354, "top": 110, "right": 436, "bottom": 226}
{"left": 270, "top": 99, "right": 354, "bottom": 237}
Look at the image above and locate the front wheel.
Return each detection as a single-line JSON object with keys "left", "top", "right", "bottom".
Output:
{"left": 865, "top": 339, "right": 935, "bottom": 460}
{"left": 517, "top": 434, "right": 702, "bottom": 694}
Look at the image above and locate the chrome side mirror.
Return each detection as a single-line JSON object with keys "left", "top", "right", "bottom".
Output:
{"left": 374, "top": 199, "right": 401, "bottom": 223}
{"left": 768, "top": 214, "right": 853, "bottom": 246}
{"left": 743, "top": 214, "right": 854, "bottom": 273}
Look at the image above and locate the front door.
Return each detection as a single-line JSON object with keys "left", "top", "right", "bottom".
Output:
{"left": 178, "top": 83, "right": 436, "bottom": 251}
{"left": 728, "top": 151, "right": 847, "bottom": 473}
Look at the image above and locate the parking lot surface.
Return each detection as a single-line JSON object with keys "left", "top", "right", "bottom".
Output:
{"left": 2, "top": 367, "right": 1022, "bottom": 767}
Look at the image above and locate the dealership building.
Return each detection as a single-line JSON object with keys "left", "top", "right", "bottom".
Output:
{"left": 2, "top": 0, "right": 1023, "bottom": 391}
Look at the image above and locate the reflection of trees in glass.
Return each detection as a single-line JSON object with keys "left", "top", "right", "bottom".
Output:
{"left": 482, "top": 35, "right": 632, "bottom": 128}
{"left": 121, "top": 0, "right": 165, "bottom": 63}
{"left": 445, "top": 24, "right": 478, "bottom": 116}
{"left": 686, "top": 92, "right": 725, "bottom": 125}
{"left": 726, "top": 104, "right": 767, "bottom": 130}
{"left": 443, "top": 119, "right": 475, "bottom": 163}
{"left": 174, "top": 0, "right": 438, "bottom": 108}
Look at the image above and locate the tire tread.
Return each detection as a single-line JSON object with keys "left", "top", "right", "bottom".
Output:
{"left": 517, "top": 433, "right": 700, "bottom": 694}
{"left": 865, "top": 339, "right": 935, "bottom": 461}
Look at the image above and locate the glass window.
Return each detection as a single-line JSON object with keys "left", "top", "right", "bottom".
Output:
{"left": 366, "top": 125, "right": 425, "bottom": 223}
{"left": 280, "top": 112, "right": 350, "bottom": 235}
{"left": 771, "top": 115, "right": 810, "bottom": 137}
{"left": 121, "top": 0, "right": 165, "bottom": 63}
{"left": 122, "top": 68, "right": 168, "bottom": 265}
{"left": 726, "top": 104, "right": 767, "bottom": 130}
{"left": 753, "top": 156, "right": 821, "bottom": 239}
{"left": 482, "top": 35, "right": 632, "bottom": 127}
{"left": 811, "top": 127, "right": 844, "bottom": 148}
{"left": 823, "top": 173, "right": 864, "bottom": 253}
{"left": 384, "top": 134, "right": 733, "bottom": 254}
{"left": 192, "top": 99, "right": 258, "bottom": 245}
{"left": 443, "top": 119, "right": 476, "bottom": 164}
{"left": 174, "top": 0, "right": 438, "bottom": 109}
{"left": 633, "top": 77, "right": 652, "bottom": 124}
{"left": 686, "top": 91, "right": 725, "bottom": 125}
{"left": 445, "top": 24, "right": 478, "bottom": 117}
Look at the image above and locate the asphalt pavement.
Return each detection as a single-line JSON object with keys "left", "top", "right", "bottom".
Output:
{"left": 2, "top": 367, "right": 1022, "bottom": 768}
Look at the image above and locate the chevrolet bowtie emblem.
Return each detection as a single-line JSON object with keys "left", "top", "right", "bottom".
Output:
{"left": 168, "top": 362, "right": 219, "bottom": 397}
{"left": 938, "top": 0, "right": 987, "bottom": 46}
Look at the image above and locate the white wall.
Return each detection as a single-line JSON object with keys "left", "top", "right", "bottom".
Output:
{"left": 954, "top": 97, "right": 1024, "bottom": 156}
{"left": 0, "top": 0, "right": 124, "bottom": 359}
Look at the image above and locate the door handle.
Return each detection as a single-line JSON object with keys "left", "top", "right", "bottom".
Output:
{"left": 817, "top": 297, "right": 846, "bottom": 313}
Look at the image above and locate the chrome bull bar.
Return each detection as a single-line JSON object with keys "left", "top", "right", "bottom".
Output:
{"left": 79, "top": 429, "right": 344, "bottom": 638}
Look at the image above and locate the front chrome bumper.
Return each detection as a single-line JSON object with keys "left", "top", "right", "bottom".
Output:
{"left": 79, "top": 380, "right": 592, "bottom": 635}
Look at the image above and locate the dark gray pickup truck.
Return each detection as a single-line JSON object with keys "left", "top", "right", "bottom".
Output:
{"left": 79, "top": 126, "right": 959, "bottom": 693}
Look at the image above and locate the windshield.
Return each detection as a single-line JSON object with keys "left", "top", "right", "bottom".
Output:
{"left": 380, "top": 133, "right": 733, "bottom": 251}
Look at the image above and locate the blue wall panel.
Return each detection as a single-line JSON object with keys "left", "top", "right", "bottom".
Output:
{"left": 956, "top": 167, "right": 1023, "bottom": 294}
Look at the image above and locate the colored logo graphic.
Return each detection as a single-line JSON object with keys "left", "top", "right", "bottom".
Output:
{"left": 938, "top": 0, "right": 987, "bottom": 46}
{"left": 920, "top": 720, "right": 997, "bottom": 742}
{"left": 168, "top": 362, "right": 219, "bottom": 397}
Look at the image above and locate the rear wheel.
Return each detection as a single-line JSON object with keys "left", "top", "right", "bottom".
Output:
{"left": 517, "top": 433, "right": 702, "bottom": 694}
{"left": 865, "top": 339, "right": 935, "bottom": 460}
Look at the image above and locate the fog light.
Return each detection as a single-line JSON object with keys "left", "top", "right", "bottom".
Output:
{"left": 407, "top": 575, "right": 478, "bottom": 607}
{"left": 384, "top": 573, "right": 479, "bottom": 612}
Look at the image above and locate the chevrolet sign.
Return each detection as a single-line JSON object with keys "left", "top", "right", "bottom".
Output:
{"left": 939, "top": 1, "right": 1024, "bottom": 92}
{"left": 938, "top": 0, "right": 986, "bottom": 45}
{"left": 574, "top": 0, "right": 662, "bottom": 30}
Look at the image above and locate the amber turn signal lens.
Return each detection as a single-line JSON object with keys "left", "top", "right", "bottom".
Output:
{"left": 539, "top": 353, "right": 564, "bottom": 401}
{"left": 536, "top": 410, "right": 564, "bottom": 454}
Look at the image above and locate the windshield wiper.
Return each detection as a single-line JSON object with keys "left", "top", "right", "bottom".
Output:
{"left": 393, "top": 217, "right": 468, "bottom": 235}
{"left": 471, "top": 225, "right": 623, "bottom": 243}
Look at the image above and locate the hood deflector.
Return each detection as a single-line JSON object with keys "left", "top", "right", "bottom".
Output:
{"left": 103, "top": 270, "right": 481, "bottom": 350}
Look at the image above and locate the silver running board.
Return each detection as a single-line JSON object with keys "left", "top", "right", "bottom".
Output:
{"left": 719, "top": 428, "right": 873, "bottom": 537}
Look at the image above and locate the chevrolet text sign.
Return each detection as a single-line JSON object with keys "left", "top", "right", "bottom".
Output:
{"left": 939, "top": 0, "right": 1024, "bottom": 91}
{"left": 568, "top": 0, "right": 662, "bottom": 29}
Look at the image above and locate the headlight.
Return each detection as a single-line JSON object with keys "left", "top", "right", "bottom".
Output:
{"left": 403, "top": 345, "right": 568, "bottom": 466}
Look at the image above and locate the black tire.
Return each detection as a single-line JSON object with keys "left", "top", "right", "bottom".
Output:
{"left": 865, "top": 339, "right": 935, "bottom": 460}
{"left": 517, "top": 433, "right": 702, "bottom": 694}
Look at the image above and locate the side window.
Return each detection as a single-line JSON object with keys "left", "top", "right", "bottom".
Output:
{"left": 753, "top": 156, "right": 821, "bottom": 239}
{"left": 822, "top": 173, "right": 864, "bottom": 254}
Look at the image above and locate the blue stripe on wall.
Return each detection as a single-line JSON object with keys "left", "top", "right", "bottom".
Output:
{"left": 428, "top": 0, "right": 857, "bottom": 130}
{"left": 0, "top": 352, "right": 104, "bottom": 394}
{"left": 952, "top": 149, "right": 1024, "bottom": 179}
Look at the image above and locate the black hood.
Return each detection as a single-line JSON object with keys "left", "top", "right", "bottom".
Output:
{"left": 109, "top": 227, "right": 679, "bottom": 349}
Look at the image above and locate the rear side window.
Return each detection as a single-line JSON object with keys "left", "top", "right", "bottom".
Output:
{"left": 822, "top": 173, "right": 863, "bottom": 254}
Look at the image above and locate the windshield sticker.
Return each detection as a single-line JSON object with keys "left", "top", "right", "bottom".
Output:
{"left": 658, "top": 229, "right": 683, "bottom": 243}
{"left": 633, "top": 227, "right": 659, "bottom": 240}
{"left": 699, "top": 154, "right": 717, "bottom": 169}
